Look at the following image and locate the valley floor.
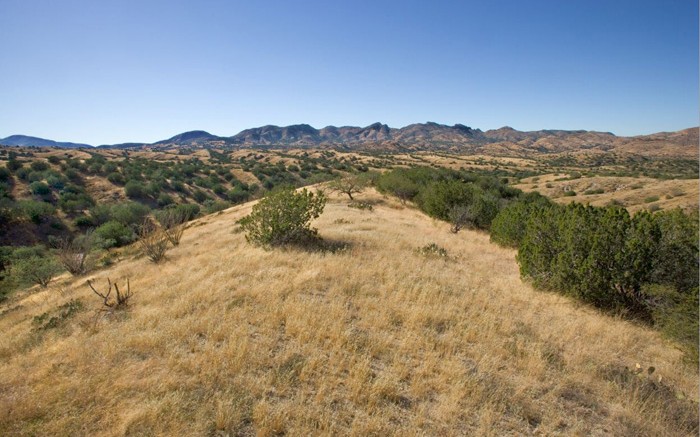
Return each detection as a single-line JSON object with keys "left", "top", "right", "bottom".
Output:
{"left": 0, "top": 189, "right": 697, "bottom": 436}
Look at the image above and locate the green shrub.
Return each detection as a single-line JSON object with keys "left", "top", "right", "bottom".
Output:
{"left": 124, "top": 181, "right": 147, "bottom": 199}
{"left": 7, "top": 159, "right": 22, "bottom": 172}
{"left": 0, "top": 167, "right": 10, "bottom": 182}
{"left": 110, "top": 202, "right": 150, "bottom": 228}
{"left": 157, "top": 193, "right": 174, "bottom": 207}
{"left": 239, "top": 186, "right": 326, "bottom": 247}
{"left": 203, "top": 200, "right": 231, "bottom": 214}
{"left": 491, "top": 193, "right": 552, "bottom": 248}
{"left": 12, "top": 255, "right": 63, "bottom": 288}
{"left": 30, "top": 161, "right": 49, "bottom": 172}
{"left": 227, "top": 187, "right": 250, "bottom": 204}
{"left": 377, "top": 171, "right": 421, "bottom": 204}
{"left": 563, "top": 190, "right": 576, "bottom": 197}
{"left": 192, "top": 189, "right": 209, "bottom": 203}
{"left": 94, "top": 220, "right": 136, "bottom": 248}
{"left": 29, "top": 181, "right": 51, "bottom": 196}
{"left": 172, "top": 203, "right": 200, "bottom": 221}
{"left": 18, "top": 200, "right": 55, "bottom": 224}
{"left": 107, "top": 172, "right": 125, "bottom": 185}
{"left": 644, "top": 196, "right": 660, "bottom": 203}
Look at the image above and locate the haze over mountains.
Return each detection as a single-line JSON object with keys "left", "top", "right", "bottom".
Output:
{"left": 1, "top": 123, "right": 697, "bottom": 157}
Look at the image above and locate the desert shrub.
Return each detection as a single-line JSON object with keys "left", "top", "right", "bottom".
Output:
{"left": 644, "top": 195, "right": 660, "bottom": 203}
{"left": 94, "top": 221, "right": 135, "bottom": 248}
{"left": 73, "top": 215, "right": 94, "bottom": 227}
{"left": 58, "top": 191, "right": 95, "bottom": 213}
{"left": 584, "top": 188, "right": 604, "bottom": 195}
{"left": 518, "top": 204, "right": 662, "bottom": 313}
{"left": 30, "top": 161, "right": 49, "bottom": 172}
{"left": 643, "top": 284, "right": 698, "bottom": 361}
{"left": 172, "top": 203, "right": 200, "bottom": 221}
{"left": 239, "top": 186, "right": 326, "bottom": 247}
{"left": 0, "top": 167, "right": 11, "bottom": 182}
{"left": 192, "top": 189, "right": 209, "bottom": 203}
{"left": 203, "top": 200, "right": 231, "bottom": 214}
{"left": 89, "top": 204, "right": 113, "bottom": 226}
{"left": 157, "top": 193, "right": 174, "bottom": 207}
{"left": 45, "top": 174, "right": 65, "bottom": 190}
{"left": 491, "top": 193, "right": 552, "bottom": 248}
{"left": 416, "top": 243, "right": 449, "bottom": 258}
{"left": 651, "top": 209, "right": 699, "bottom": 294}
{"left": 18, "top": 200, "right": 55, "bottom": 224}
{"left": 107, "top": 172, "right": 125, "bottom": 185}
{"left": 7, "top": 159, "right": 22, "bottom": 172}
{"left": 563, "top": 190, "right": 576, "bottom": 197}
{"left": 124, "top": 181, "right": 147, "bottom": 199}
{"left": 11, "top": 253, "right": 63, "bottom": 288}
{"left": 377, "top": 170, "right": 421, "bottom": 204}
{"left": 29, "top": 181, "right": 51, "bottom": 196}
{"left": 110, "top": 201, "right": 150, "bottom": 228}
{"left": 227, "top": 187, "right": 250, "bottom": 204}
{"left": 347, "top": 201, "right": 373, "bottom": 211}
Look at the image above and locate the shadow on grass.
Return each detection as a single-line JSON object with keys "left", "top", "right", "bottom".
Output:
{"left": 277, "top": 236, "right": 353, "bottom": 255}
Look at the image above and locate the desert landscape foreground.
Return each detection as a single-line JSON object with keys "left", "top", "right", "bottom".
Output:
{"left": 0, "top": 188, "right": 696, "bottom": 436}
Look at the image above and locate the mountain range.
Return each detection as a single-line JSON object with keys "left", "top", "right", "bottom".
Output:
{"left": 1, "top": 123, "right": 697, "bottom": 157}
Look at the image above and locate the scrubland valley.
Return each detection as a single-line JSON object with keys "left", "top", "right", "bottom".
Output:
{"left": 0, "top": 126, "right": 697, "bottom": 436}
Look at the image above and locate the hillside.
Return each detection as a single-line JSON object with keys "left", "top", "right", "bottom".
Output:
{"left": 516, "top": 174, "right": 699, "bottom": 213}
{"left": 0, "top": 189, "right": 696, "bottom": 436}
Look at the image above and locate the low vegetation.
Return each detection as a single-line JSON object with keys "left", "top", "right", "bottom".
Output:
{"left": 239, "top": 186, "right": 326, "bottom": 248}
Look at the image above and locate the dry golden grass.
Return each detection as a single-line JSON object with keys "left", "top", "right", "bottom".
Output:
{"left": 517, "top": 175, "right": 699, "bottom": 213}
{"left": 0, "top": 188, "right": 697, "bottom": 436}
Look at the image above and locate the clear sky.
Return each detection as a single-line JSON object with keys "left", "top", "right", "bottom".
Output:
{"left": 0, "top": 0, "right": 697, "bottom": 145}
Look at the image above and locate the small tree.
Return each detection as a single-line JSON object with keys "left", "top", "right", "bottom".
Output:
{"left": 239, "top": 186, "right": 326, "bottom": 247}
{"left": 328, "top": 175, "right": 367, "bottom": 200}
{"left": 12, "top": 256, "right": 63, "bottom": 288}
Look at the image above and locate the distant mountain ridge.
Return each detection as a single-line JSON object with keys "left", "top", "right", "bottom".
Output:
{"left": 1, "top": 124, "right": 697, "bottom": 158}
{"left": 0, "top": 135, "right": 91, "bottom": 149}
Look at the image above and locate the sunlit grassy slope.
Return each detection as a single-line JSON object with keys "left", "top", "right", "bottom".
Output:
{"left": 0, "top": 188, "right": 697, "bottom": 436}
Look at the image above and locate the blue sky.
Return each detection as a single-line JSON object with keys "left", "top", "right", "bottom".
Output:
{"left": 0, "top": 0, "right": 697, "bottom": 145}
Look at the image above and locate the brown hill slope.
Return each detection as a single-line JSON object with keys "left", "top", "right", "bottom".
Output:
{"left": 0, "top": 189, "right": 696, "bottom": 435}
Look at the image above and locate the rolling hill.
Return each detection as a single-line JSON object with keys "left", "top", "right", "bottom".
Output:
{"left": 0, "top": 188, "right": 696, "bottom": 435}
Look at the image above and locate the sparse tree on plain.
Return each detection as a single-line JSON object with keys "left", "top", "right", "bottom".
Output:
{"left": 328, "top": 175, "right": 368, "bottom": 200}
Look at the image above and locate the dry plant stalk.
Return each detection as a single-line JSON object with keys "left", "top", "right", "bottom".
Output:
{"left": 57, "top": 231, "right": 94, "bottom": 275}
{"left": 138, "top": 218, "right": 169, "bottom": 263}
{"left": 159, "top": 209, "right": 187, "bottom": 246}
{"left": 87, "top": 277, "right": 132, "bottom": 310}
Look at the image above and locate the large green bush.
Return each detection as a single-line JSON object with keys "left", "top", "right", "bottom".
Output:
{"left": 94, "top": 220, "right": 136, "bottom": 248}
{"left": 239, "top": 186, "right": 326, "bottom": 247}
{"left": 10, "top": 247, "right": 63, "bottom": 288}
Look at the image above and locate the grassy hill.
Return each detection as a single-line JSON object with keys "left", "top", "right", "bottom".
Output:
{"left": 0, "top": 188, "right": 696, "bottom": 435}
